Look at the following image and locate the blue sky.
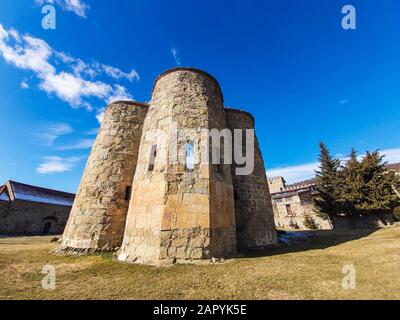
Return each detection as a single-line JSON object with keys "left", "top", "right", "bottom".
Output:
{"left": 0, "top": 0, "right": 400, "bottom": 192}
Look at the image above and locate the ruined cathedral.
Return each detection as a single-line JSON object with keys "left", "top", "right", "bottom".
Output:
{"left": 57, "top": 67, "right": 277, "bottom": 265}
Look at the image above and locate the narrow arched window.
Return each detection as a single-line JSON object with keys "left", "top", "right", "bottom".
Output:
{"left": 185, "top": 142, "right": 195, "bottom": 172}
{"left": 148, "top": 145, "right": 157, "bottom": 171}
{"left": 125, "top": 186, "right": 132, "bottom": 201}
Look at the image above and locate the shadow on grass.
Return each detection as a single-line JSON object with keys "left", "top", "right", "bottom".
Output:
{"left": 239, "top": 228, "right": 380, "bottom": 259}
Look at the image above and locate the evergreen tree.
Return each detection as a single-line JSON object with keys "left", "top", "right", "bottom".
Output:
{"left": 358, "top": 151, "right": 399, "bottom": 215}
{"left": 314, "top": 143, "right": 342, "bottom": 217}
{"left": 339, "top": 149, "right": 364, "bottom": 217}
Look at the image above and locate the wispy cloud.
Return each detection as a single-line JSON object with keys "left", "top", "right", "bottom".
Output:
{"left": 266, "top": 147, "right": 400, "bottom": 184}
{"left": 0, "top": 23, "right": 137, "bottom": 114}
{"left": 340, "top": 99, "right": 348, "bottom": 105}
{"left": 85, "top": 128, "right": 99, "bottom": 135}
{"left": 57, "top": 138, "right": 94, "bottom": 150}
{"left": 267, "top": 162, "right": 319, "bottom": 184}
{"left": 171, "top": 47, "right": 181, "bottom": 66}
{"left": 20, "top": 80, "right": 29, "bottom": 89}
{"left": 35, "top": 0, "right": 90, "bottom": 18}
{"left": 36, "top": 156, "right": 82, "bottom": 174}
{"left": 36, "top": 123, "right": 73, "bottom": 146}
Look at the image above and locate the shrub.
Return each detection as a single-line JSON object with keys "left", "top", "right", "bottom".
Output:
{"left": 289, "top": 219, "right": 300, "bottom": 230}
{"left": 303, "top": 214, "right": 318, "bottom": 230}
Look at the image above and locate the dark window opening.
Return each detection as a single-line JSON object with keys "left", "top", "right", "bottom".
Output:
{"left": 42, "top": 221, "right": 52, "bottom": 235}
{"left": 148, "top": 145, "right": 157, "bottom": 171}
{"left": 286, "top": 204, "right": 293, "bottom": 217}
{"left": 234, "top": 191, "right": 238, "bottom": 201}
{"left": 125, "top": 186, "right": 132, "bottom": 201}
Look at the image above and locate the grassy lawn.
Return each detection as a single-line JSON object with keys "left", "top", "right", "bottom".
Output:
{"left": 1, "top": 226, "right": 400, "bottom": 300}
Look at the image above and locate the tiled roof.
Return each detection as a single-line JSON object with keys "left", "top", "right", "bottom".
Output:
{"left": 387, "top": 163, "right": 400, "bottom": 171}
{"left": 285, "top": 178, "right": 318, "bottom": 189}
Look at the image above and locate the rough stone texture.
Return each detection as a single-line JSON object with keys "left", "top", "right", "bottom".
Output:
{"left": 268, "top": 177, "right": 287, "bottom": 194}
{"left": 0, "top": 200, "right": 70, "bottom": 235}
{"left": 271, "top": 183, "right": 395, "bottom": 230}
{"left": 225, "top": 109, "right": 278, "bottom": 249}
{"left": 117, "top": 68, "right": 237, "bottom": 265}
{"left": 57, "top": 101, "right": 148, "bottom": 253}
{"left": 272, "top": 192, "right": 333, "bottom": 230}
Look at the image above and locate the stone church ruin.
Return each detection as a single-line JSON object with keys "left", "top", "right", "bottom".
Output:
{"left": 56, "top": 67, "right": 277, "bottom": 265}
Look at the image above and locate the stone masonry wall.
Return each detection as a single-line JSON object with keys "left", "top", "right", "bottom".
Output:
{"left": 118, "top": 68, "right": 237, "bottom": 265}
{"left": 57, "top": 101, "right": 148, "bottom": 253}
{"left": 0, "top": 200, "right": 70, "bottom": 235}
{"left": 225, "top": 109, "right": 277, "bottom": 249}
{"left": 272, "top": 193, "right": 333, "bottom": 230}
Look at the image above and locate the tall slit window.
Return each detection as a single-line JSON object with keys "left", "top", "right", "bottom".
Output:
{"left": 185, "top": 142, "right": 195, "bottom": 172}
{"left": 148, "top": 145, "right": 157, "bottom": 172}
{"left": 124, "top": 186, "right": 132, "bottom": 201}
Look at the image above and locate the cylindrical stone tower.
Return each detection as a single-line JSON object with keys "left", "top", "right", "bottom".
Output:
{"left": 56, "top": 101, "right": 148, "bottom": 253}
{"left": 118, "top": 68, "right": 237, "bottom": 265}
{"left": 225, "top": 108, "right": 277, "bottom": 250}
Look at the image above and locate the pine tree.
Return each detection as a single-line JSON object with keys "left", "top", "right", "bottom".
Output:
{"left": 340, "top": 149, "right": 364, "bottom": 217}
{"left": 314, "top": 142, "right": 342, "bottom": 217}
{"left": 358, "top": 151, "right": 399, "bottom": 215}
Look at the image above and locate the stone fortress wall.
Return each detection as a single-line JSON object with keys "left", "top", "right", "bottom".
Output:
{"left": 58, "top": 67, "right": 277, "bottom": 264}
{"left": 0, "top": 200, "right": 70, "bottom": 235}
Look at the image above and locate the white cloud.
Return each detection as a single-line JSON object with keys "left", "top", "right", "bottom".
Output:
{"left": 37, "top": 123, "right": 73, "bottom": 146}
{"left": 100, "top": 64, "right": 140, "bottom": 81}
{"left": 340, "top": 99, "right": 348, "bottom": 105}
{"left": 266, "top": 162, "right": 319, "bottom": 184}
{"left": 0, "top": 23, "right": 137, "bottom": 116}
{"left": 40, "top": 71, "right": 111, "bottom": 107}
{"left": 21, "top": 80, "right": 29, "bottom": 89}
{"left": 58, "top": 138, "right": 94, "bottom": 150}
{"left": 85, "top": 128, "right": 99, "bottom": 135}
{"left": 36, "top": 156, "right": 82, "bottom": 174}
{"left": 96, "top": 108, "right": 105, "bottom": 124}
{"left": 93, "top": 86, "right": 134, "bottom": 124}
{"left": 171, "top": 47, "right": 181, "bottom": 66}
{"left": 35, "top": 0, "right": 89, "bottom": 18}
{"left": 266, "top": 147, "right": 400, "bottom": 184}
{"left": 107, "top": 85, "right": 133, "bottom": 104}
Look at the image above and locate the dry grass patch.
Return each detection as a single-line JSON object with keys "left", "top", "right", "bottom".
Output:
{"left": 1, "top": 227, "right": 400, "bottom": 300}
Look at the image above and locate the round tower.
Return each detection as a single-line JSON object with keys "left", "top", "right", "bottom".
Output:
{"left": 118, "top": 68, "right": 237, "bottom": 265}
{"left": 57, "top": 101, "right": 148, "bottom": 253}
{"left": 225, "top": 108, "right": 277, "bottom": 250}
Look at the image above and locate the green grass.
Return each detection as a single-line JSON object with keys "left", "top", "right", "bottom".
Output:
{"left": 1, "top": 226, "right": 400, "bottom": 300}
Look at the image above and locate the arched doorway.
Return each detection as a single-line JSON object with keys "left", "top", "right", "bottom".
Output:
{"left": 42, "top": 221, "right": 52, "bottom": 235}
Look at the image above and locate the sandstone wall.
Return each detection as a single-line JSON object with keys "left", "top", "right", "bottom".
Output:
{"left": 58, "top": 101, "right": 148, "bottom": 253}
{"left": 225, "top": 109, "right": 277, "bottom": 249}
{"left": 272, "top": 193, "right": 333, "bottom": 230}
{"left": 0, "top": 200, "right": 70, "bottom": 235}
{"left": 118, "top": 68, "right": 237, "bottom": 265}
{"left": 272, "top": 192, "right": 394, "bottom": 230}
{"left": 268, "top": 177, "right": 286, "bottom": 194}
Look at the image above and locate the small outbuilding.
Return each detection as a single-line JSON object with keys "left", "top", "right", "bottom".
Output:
{"left": 0, "top": 181, "right": 75, "bottom": 236}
